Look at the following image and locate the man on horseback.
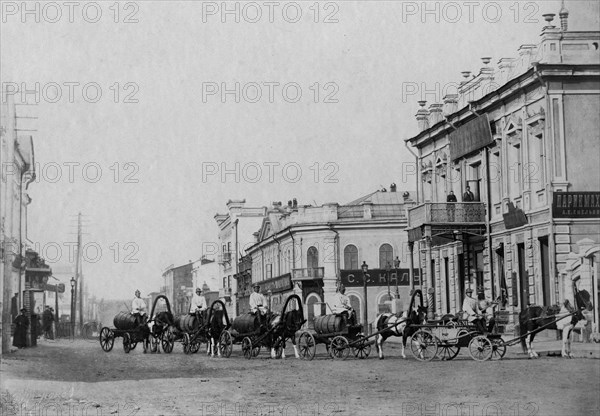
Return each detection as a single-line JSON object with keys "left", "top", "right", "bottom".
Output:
{"left": 249, "top": 283, "right": 269, "bottom": 328}
{"left": 332, "top": 285, "right": 356, "bottom": 326}
{"left": 462, "top": 288, "right": 487, "bottom": 334}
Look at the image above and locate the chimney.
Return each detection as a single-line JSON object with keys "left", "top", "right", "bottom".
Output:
{"left": 443, "top": 94, "right": 458, "bottom": 115}
{"left": 416, "top": 101, "right": 430, "bottom": 131}
{"left": 253, "top": 232, "right": 259, "bottom": 243}
{"left": 480, "top": 57, "right": 494, "bottom": 76}
{"left": 559, "top": 1, "right": 569, "bottom": 31}
{"left": 460, "top": 71, "right": 472, "bottom": 86}
{"left": 428, "top": 103, "right": 444, "bottom": 125}
{"left": 292, "top": 198, "right": 298, "bottom": 208}
{"left": 287, "top": 200, "right": 292, "bottom": 208}
{"left": 390, "top": 183, "right": 397, "bottom": 192}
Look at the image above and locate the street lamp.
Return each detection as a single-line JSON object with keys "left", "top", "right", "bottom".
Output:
{"left": 385, "top": 262, "right": 391, "bottom": 299}
{"left": 70, "top": 277, "right": 76, "bottom": 338}
{"left": 361, "top": 261, "right": 369, "bottom": 334}
{"left": 394, "top": 256, "right": 401, "bottom": 299}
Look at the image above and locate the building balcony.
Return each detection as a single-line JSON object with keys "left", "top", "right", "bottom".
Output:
{"left": 408, "top": 202, "right": 486, "bottom": 228}
{"left": 291, "top": 267, "right": 325, "bottom": 281}
{"left": 217, "top": 252, "right": 232, "bottom": 264}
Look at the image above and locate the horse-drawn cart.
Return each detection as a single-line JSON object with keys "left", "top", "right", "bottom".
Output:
{"left": 219, "top": 294, "right": 304, "bottom": 359}
{"left": 162, "top": 300, "right": 230, "bottom": 355}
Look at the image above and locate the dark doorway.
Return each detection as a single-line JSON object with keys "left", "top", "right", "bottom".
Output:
{"left": 457, "top": 253, "right": 465, "bottom": 307}
{"left": 444, "top": 257, "right": 450, "bottom": 314}
{"left": 539, "top": 237, "right": 551, "bottom": 306}
{"left": 517, "top": 243, "right": 529, "bottom": 310}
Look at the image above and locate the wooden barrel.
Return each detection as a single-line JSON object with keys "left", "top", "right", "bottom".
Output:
{"left": 113, "top": 312, "right": 137, "bottom": 330}
{"left": 314, "top": 315, "right": 344, "bottom": 335}
{"left": 175, "top": 314, "right": 198, "bottom": 332}
{"left": 232, "top": 313, "right": 260, "bottom": 334}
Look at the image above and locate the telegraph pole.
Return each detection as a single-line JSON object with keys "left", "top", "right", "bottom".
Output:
{"left": 75, "top": 212, "right": 84, "bottom": 333}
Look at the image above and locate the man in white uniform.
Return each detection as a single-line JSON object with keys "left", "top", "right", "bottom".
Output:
{"left": 332, "top": 285, "right": 356, "bottom": 325}
{"left": 131, "top": 290, "right": 147, "bottom": 326}
{"left": 190, "top": 287, "right": 208, "bottom": 324}
{"left": 249, "top": 283, "right": 268, "bottom": 327}
{"left": 462, "top": 288, "right": 486, "bottom": 334}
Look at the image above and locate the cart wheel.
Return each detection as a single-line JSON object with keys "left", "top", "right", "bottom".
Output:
{"left": 298, "top": 332, "right": 316, "bottom": 361}
{"left": 438, "top": 344, "right": 460, "bottom": 361}
{"left": 468, "top": 336, "right": 492, "bottom": 361}
{"left": 130, "top": 342, "right": 137, "bottom": 351}
{"left": 330, "top": 336, "right": 350, "bottom": 360}
{"left": 242, "top": 337, "right": 253, "bottom": 359}
{"left": 99, "top": 327, "right": 114, "bottom": 352}
{"left": 410, "top": 329, "right": 438, "bottom": 361}
{"left": 190, "top": 341, "right": 201, "bottom": 354}
{"left": 252, "top": 343, "right": 261, "bottom": 358}
{"left": 219, "top": 330, "right": 233, "bottom": 358}
{"left": 490, "top": 338, "right": 506, "bottom": 360}
{"left": 122, "top": 333, "right": 132, "bottom": 353}
{"left": 161, "top": 328, "right": 174, "bottom": 353}
{"left": 352, "top": 338, "right": 371, "bottom": 359}
{"left": 183, "top": 333, "right": 191, "bottom": 355}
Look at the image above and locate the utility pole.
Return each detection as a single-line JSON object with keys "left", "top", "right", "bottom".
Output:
{"left": 75, "top": 212, "right": 84, "bottom": 333}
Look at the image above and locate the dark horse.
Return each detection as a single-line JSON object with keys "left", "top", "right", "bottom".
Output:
{"left": 519, "top": 281, "right": 592, "bottom": 358}
{"left": 145, "top": 295, "right": 175, "bottom": 353}
{"left": 374, "top": 289, "right": 428, "bottom": 359}
{"left": 268, "top": 294, "right": 305, "bottom": 359}
{"left": 206, "top": 300, "right": 230, "bottom": 357}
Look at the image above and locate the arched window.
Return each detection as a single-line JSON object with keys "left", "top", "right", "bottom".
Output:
{"left": 349, "top": 294, "right": 361, "bottom": 324}
{"left": 307, "top": 246, "right": 319, "bottom": 269}
{"left": 379, "top": 244, "right": 394, "bottom": 269}
{"left": 306, "top": 293, "right": 321, "bottom": 329}
{"left": 344, "top": 244, "right": 358, "bottom": 270}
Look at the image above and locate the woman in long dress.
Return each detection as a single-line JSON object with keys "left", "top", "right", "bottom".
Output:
{"left": 13, "top": 308, "right": 29, "bottom": 348}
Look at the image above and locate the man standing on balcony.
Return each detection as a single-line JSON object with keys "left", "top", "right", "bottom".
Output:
{"left": 463, "top": 186, "right": 475, "bottom": 202}
{"left": 446, "top": 191, "right": 457, "bottom": 221}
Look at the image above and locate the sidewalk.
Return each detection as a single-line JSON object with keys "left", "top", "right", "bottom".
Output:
{"left": 504, "top": 333, "right": 600, "bottom": 359}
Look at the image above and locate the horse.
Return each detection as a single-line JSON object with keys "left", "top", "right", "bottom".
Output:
{"left": 374, "top": 290, "right": 428, "bottom": 360}
{"left": 519, "top": 286, "right": 592, "bottom": 358}
{"left": 145, "top": 295, "right": 175, "bottom": 353}
{"left": 268, "top": 307, "right": 305, "bottom": 359}
{"left": 206, "top": 300, "right": 230, "bottom": 357}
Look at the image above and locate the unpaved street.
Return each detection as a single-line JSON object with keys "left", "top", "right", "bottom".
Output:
{"left": 1, "top": 339, "right": 599, "bottom": 416}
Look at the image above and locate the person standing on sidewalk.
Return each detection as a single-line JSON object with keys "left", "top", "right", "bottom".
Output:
{"left": 13, "top": 308, "right": 29, "bottom": 348}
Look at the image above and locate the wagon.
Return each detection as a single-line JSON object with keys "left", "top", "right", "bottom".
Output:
{"left": 99, "top": 295, "right": 172, "bottom": 354}
{"left": 218, "top": 294, "right": 304, "bottom": 359}
{"left": 161, "top": 300, "right": 231, "bottom": 355}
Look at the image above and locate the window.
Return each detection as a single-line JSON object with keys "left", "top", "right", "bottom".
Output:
{"left": 344, "top": 245, "right": 358, "bottom": 269}
{"left": 266, "top": 264, "right": 273, "bottom": 280}
{"left": 379, "top": 244, "right": 394, "bottom": 269}
{"left": 307, "top": 246, "right": 319, "bottom": 269}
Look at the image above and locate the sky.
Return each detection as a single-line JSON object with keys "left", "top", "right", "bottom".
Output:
{"left": 1, "top": 0, "right": 599, "bottom": 299}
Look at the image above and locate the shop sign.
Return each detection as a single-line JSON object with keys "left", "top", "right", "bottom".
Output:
{"left": 340, "top": 269, "right": 420, "bottom": 288}
{"left": 449, "top": 115, "right": 494, "bottom": 161}
{"left": 259, "top": 273, "right": 293, "bottom": 293}
{"left": 552, "top": 192, "right": 600, "bottom": 218}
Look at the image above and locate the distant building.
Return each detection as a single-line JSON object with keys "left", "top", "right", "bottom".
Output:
{"left": 162, "top": 262, "right": 194, "bottom": 315}
{"left": 214, "top": 200, "right": 268, "bottom": 318}
{"left": 246, "top": 189, "right": 418, "bottom": 328}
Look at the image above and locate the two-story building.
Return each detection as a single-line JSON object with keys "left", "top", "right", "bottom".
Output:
{"left": 405, "top": 9, "right": 600, "bottom": 333}
{"left": 246, "top": 188, "right": 419, "bottom": 329}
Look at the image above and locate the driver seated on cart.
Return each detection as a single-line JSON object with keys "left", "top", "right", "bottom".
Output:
{"left": 332, "top": 285, "right": 357, "bottom": 326}
{"left": 131, "top": 290, "right": 148, "bottom": 326}
{"left": 462, "top": 288, "right": 487, "bottom": 335}
{"left": 249, "top": 283, "right": 269, "bottom": 329}
{"left": 190, "top": 287, "right": 208, "bottom": 325}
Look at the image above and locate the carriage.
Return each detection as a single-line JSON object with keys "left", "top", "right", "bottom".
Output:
{"left": 161, "top": 300, "right": 231, "bottom": 355}
{"left": 218, "top": 294, "right": 304, "bottom": 359}
{"left": 408, "top": 316, "right": 507, "bottom": 362}
{"left": 99, "top": 295, "right": 173, "bottom": 353}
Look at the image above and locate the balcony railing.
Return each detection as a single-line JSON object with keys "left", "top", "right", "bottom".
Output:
{"left": 218, "top": 252, "right": 232, "bottom": 264}
{"left": 408, "top": 202, "right": 486, "bottom": 228}
{"left": 292, "top": 267, "right": 325, "bottom": 280}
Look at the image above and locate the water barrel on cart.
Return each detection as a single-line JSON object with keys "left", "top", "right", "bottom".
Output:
{"left": 113, "top": 312, "right": 137, "bottom": 330}
{"left": 175, "top": 314, "right": 198, "bottom": 332}
{"left": 314, "top": 315, "right": 344, "bottom": 335}
{"left": 232, "top": 313, "right": 260, "bottom": 334}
